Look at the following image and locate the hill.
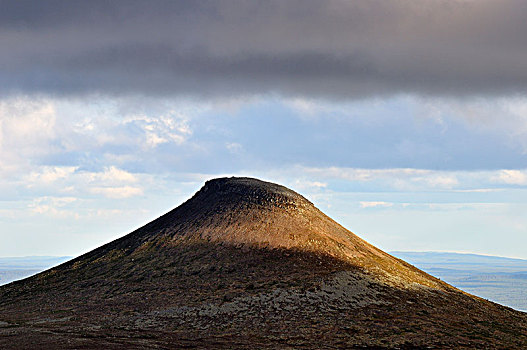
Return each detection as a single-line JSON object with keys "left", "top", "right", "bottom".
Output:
{"left": 0, "top": 177, "right": 526, "bottom": 349}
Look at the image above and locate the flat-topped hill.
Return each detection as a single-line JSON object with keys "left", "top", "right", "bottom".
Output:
{"left": 0, "top": 177, "right": 526, "bottom": 349}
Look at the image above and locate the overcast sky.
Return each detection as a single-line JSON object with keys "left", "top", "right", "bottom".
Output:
{"left": 1, "top": 0, "right": 527, "bottom": 258}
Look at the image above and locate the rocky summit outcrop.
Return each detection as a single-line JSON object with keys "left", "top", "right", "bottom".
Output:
{"left": 1, "top": 177, "right": 526, "bottom": 349}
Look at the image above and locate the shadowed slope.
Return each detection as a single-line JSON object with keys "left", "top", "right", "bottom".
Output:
{"left": 0, "top": 177, "right": 526, "bottom": 349}
{"left": 64, "top": 177, "right": 447, "bottom": 288}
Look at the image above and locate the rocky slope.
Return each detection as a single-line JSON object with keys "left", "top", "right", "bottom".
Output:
{"left": 1, "top": 177, "right": 526, "bottom": 349}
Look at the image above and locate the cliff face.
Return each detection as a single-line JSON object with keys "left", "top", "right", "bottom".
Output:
{"left": 1, "top": 177, "right": 526, "bottom": 349}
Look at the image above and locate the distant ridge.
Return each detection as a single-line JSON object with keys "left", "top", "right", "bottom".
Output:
{"left": 391, "top": 251, "right": 527, "bottom": 312}
{"left": 0, "top": 256, "right": 71, "bottom": 286}
{"left": 391, "top": 251, "right": 527, "bottom": 262}
{"left": 0, "top": 256, "right": 72, "bottom": 268}
{"left": 1, "top": 177, "right": 526, "bottom": 349}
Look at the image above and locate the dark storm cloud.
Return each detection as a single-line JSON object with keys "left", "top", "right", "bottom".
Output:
{"left": 1, "top": 0, "right": 527, "bottom": 98}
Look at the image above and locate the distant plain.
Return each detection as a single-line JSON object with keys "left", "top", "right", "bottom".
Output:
{"left": 391, "top": 252, "right": 527, "bottom": 312}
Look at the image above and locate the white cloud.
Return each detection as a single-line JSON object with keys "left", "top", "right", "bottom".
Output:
{"left": 0, "top": 97, "right": 58, "bottom": 176}
{"left": 302, "top": 166, "right": 430, "bottom": 182}
{"left": 414, "top": 174, "right": 459, "bottom": 189}
{"left": 360, "top": 201, "right": 393, "bottom": 208}
{"left": 25, "top": 166, "right": 78, "bottom": 185}
{"left": 293, "top": 179, "right": 328, "bottom": 190}
{"left": 0, "top": 98, "right": 56, "bottom": 146}
{"left": 417, "top": 96, "right": 527, "bottom": 153}
{"left": 82, "top": 167, "right": 144, "bottom": 198}
{"left": 492, "top": 170, "right": 527, "bottom": 185}
{"left": 0, "top": 95, "right": 202, "bottom": 186}
{"left": 451, "top": 188, "right": 500, "bottom": 193}
{"left": 425, "top": 203, "right": 506, "bottom": 211}
{"left": 146, "top": 132, "right": 167, "bottom": 147}
{"left": 87, "top": 166, "right": 137, "bottom": 184}
{"left": 14, "top": 164, "right": 145, "bottom": 202}
{"left": 285, "top": 98, "right": 322, "bottom": 117}
{"left": 299, "top": 166, "right": 459, "bottom": 190}
{"left": 21, "top": 165, "right": 138, "bottom": 189}
{"left": 283, "top": 97, "right": 384, "bottom": 122}
{"left": 285, "top": 165, "right": 527, "bottom": 193}
{"left": 31, "top": 196, "right": 77, "bottom": 206}
{"left": 90, "top": 186, "right": 143, "bottom": 199}
{"left": 29, "top": 196, "right": 79, "bottom": 218}
{"left": 124, "top": 112, "right": 192, "bottom": 149}
{"left": 226, "top": 142, "right": 243, "bottom": 154}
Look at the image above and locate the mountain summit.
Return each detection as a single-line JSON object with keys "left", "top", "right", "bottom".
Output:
{"left": 137, "top": 177, "right": 446, "bottom": 288}
{"left": 1, "top": 177, "right": 526, "bottom": 349}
